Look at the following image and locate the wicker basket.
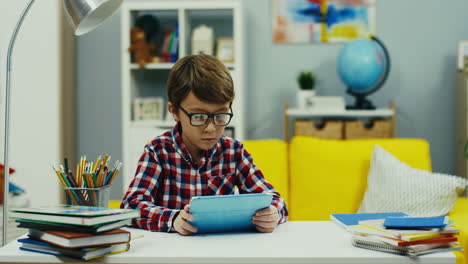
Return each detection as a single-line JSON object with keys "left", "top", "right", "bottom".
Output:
{"left": 344, "top": 120, "right": 394, "bottom": 139}
{"left": 294, "top": 120, "right": 343, "bottom": 139}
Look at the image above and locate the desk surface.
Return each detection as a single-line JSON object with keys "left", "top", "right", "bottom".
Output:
{"left": 0, "top": 221, "right": 455, "bottom": 264}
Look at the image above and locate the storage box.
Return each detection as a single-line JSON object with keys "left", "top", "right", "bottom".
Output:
{"left": 294, "top": 120, "right": 343, "bottom": 139}
{"left": 344, "top": 120, "right": 394, "bottom": 139}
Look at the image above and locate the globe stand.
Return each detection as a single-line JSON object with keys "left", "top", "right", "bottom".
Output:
{"left": 346, "top": 89, "right": 376, "bottom": 110}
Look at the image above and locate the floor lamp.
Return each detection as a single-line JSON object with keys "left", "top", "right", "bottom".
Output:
{"left": 2, "top": 0, "right": 123, "bottom": 246}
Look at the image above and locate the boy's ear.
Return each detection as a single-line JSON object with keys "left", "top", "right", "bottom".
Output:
{"left": 167, "top": 102, "right": 179, "bottom": 122}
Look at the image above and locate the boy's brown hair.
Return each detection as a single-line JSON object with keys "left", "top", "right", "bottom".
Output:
{"left": 167, "top": 54, "right": 234, "bottom": 110}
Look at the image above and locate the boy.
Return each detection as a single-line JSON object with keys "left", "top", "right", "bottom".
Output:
{"left": 121, "top": 54, "right": 287, "bottom": 235}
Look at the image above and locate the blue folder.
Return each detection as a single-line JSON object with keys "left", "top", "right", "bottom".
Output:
{"left": 188, "top": 193, "right": 272, "bottom": 233}
{"left": 383, "top": 216, "right": 448, "bottom": 229}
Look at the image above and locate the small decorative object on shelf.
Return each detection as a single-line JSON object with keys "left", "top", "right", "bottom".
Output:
{"left": 306, "top": 96, "right": 345, "bottom": 111}
{"left": 128, "top": 27, "right": 157, "bottom": 68}
{"left": 216, "top": 37, "right": 234, "bottom": 63}
{"left": 296, "top": 70, "right": 316, "bottom": 109}
{"left": 192, "top": 24, "right": 214, "bottom": 55}
{"left": 133, "top": 97, "right": 164, "bottom": 121}
{"left": 224, "top": 127, "right": 235, "bottom": 138}
{"left": 458, "top": 40, "right": 468, "bottom": 71}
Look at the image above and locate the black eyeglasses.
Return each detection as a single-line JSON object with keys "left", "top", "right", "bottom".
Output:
{"left": 179, "top": 106, "right": 233, "bottom": 127}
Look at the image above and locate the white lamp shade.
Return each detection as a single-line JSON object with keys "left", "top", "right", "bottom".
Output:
{"left": 63, "top": 0, "right": 123, "bottom": 36}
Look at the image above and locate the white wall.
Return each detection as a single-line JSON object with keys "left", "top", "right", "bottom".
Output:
{"left": 0, "top": 0, "right": 61, "bottom": 206}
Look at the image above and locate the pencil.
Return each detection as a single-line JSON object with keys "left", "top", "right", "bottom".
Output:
{"left": 53, "top": 166, "right": 78, "bottom": 205}
{"left": 64, "top": 158, "right": 69, "bottom": 176}
{"left": 93, "top": 155, "right": 101, "bottom": 173}
{"left": 107, "top": 161, "right": 122, "bottom": 185}
{"left": 98, "top": 155, "right": 110, "bottom": 186}
{"left": 63, "top": 172, "right": 88, "bottom": 205}
{"left": 104, "top": 160, "right": 117, "bottom": 185}
{"left": 75, "top": 157, "right": 80, "bottom": 188}
{"left": 79, "top": 156, "right": 87, "bottom": 187}
{"left": 85, "top": 173, "right": 97, "bottom": 205}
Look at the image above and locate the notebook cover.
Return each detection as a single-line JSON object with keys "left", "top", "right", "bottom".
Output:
{"left": 19, "top": 238, "right": 130, "bottom": 260}
{"left": 10, "top": 204, "right": 138, "bottom": 217}
{"left": 383, "top": 216, "right": 448, "bottom": 229}
{"left": 10, "top": 205, "right": 139, "bottom": 226}
{"left": 188, "top": 193, "right": 272, "bottom": 233}
{"left": 330, "top": 212, "right": 409, "bottom": 230}
{"left": 16, "top": 218, "right": 131, "bottom": 233}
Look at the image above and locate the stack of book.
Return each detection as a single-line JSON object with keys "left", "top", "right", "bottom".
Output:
{"left": 331, "top": 213, "right": 463, "bottom": 257}
{"left": 9, "top": 205, "right": 140, "bottom": 261}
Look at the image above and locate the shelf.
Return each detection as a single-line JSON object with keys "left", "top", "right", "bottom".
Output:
{"left": 287, "top": 108, "right": 394, "bottom": 118}
{"left": 130, "top": 63, "right": 174, "bottom": 70}
{"left": 130, "top": 62, "right": 234, "bottom": 70}
{"left": 131, "top": 120, "right": 176, "bottom": 128}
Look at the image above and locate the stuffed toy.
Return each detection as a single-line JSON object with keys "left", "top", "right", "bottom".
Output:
{"left": 128, "top": 27, "right": 157, "bottom": 68}
{"left": 0, "top": 164, "right": 15, "bottom": 205}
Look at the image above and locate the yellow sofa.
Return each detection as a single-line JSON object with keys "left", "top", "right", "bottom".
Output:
{"left": 243, "top": 136, "right": 468, "bottom": 264}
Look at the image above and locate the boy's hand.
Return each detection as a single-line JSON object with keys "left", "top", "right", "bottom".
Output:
{"left": 252, "top": 205, "right": 279, "bottom": 233}
{"left": 173, "top": 205, "right": 197, "bottom": 236}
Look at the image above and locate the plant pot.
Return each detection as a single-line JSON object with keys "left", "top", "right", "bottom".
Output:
{"left": 297, "top": 90, "right": 316, "bottom": 109}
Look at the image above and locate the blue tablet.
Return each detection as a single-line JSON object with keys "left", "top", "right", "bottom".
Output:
{"left": 188, "top": 193, "right": 273, "bottom": 233}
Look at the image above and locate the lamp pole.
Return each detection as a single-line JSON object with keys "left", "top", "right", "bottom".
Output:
{"left": 2, "top": 0, "right": 122, "bottom": 247}
{"left": 3, "top": 0, "right": 35, "bottom": 247}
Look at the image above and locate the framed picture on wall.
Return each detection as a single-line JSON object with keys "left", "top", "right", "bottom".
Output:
{"left": 216, "top": 37, "right": 234, "bottom": 63}
{"left": 133, "top": 97, "right": 164, "bottom": 121}
{"left": 458, "top": 40, "right": 468, "bottom": 71}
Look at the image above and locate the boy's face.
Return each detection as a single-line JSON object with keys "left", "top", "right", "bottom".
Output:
{"left": 169, "top": 91, "right": 231, "bottom": 157}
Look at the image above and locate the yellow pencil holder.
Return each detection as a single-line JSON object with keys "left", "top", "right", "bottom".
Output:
{"left": 64, "top": 185, "right": 111, "bottom": 208}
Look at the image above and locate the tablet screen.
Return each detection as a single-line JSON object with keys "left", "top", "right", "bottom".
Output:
{"left": 188, "top": 193, "right": 272, "bottom": 233}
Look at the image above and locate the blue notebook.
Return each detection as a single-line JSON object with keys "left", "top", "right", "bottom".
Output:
{"left": 18, "top": 238, "right": 129, "bottom": 260}
{"left": 383, "top": 216, "right": 448, "bottom": 229}
{"left": 330, "top": 212, "right": 409, "bottom": 230}
{"left": 188, "top": 193, "right": 272, "bottom": 233}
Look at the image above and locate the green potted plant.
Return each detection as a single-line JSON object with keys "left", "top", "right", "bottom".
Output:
{"left": 297, "top": 71, "right": 316, "bottom": 109}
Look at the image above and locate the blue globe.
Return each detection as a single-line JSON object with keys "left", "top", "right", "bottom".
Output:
{"left": 337, "top": 38, "right": 387, "bottom": 94}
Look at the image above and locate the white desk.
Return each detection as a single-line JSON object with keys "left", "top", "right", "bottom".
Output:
{"left": 0, "top": 221, "right": 455, "bottom": 264}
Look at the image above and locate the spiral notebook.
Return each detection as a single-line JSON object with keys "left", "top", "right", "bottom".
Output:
{"left": 351, "top": 235, "right": 462, "bottom": 257}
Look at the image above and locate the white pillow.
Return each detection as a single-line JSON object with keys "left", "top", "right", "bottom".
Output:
{"left": 358, "top": 145, "right": 468, "bottom": 216}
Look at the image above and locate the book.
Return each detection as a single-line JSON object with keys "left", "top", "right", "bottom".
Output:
{"left": 10, "top": 205, "right": 139, "bottom": 226}
{"left": 353, "top": 219, "right": 459, "bottom": 241}
{"left": 16, "top": 218, "right": 132, "bottom": 233}
{"left": 330, "top": 212, "right": 409, "bottom": 230}
{"left": 365, "top": 234, "right": 457, "bottom": 247}
{"left": 383, "top": 216, "right": 448, "bottom": 229}
{"left": 349, "top": 224, "right": 401, "bottom": 239}
{"left": 18, "top": 238, "right": 129, "bottom": 261}
{"left": 169, "top": 24, "right": 179, "bottom": 63}
{"left": 27, "top": 228, "right": 131, "bottom": 248}
{"left": 351, "top": 235, "right": 463, "bottom": 257}
{"left": 161, "top": 28, "right": 173, "bottom": 62}
{"left": 358, "top": 219, "right": 459, "bottom": 235}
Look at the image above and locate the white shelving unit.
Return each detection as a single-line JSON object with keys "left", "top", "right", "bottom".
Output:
{"left": 120, "top": 0, "right": 245, "bottom": 191}
{"left": 287, "top": 108, "right": 394, "bottom": 118}
{"left": 284, "top": 102, "right": 396, "bottom": 141}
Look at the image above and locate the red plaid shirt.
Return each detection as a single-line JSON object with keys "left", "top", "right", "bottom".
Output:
{"left": 121, "top": 123, "right": 288, "bottom": 232}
